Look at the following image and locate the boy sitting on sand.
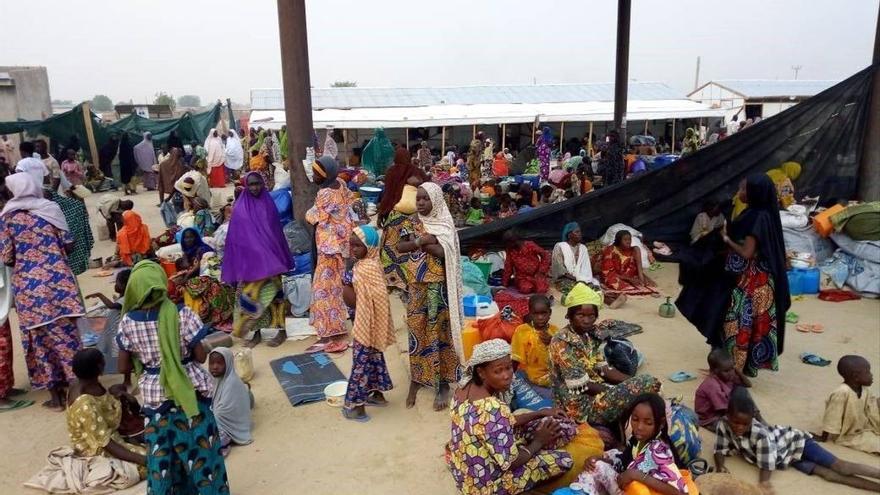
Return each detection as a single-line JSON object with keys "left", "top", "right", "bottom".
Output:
{"left": 694, "top": 349, "right": 755, "bottom": 431}
{"left": 715, "top": 388, "right": 880, "bottom": 493}
{"left": 813, "top": 355, "right": 880, "bottom": 454}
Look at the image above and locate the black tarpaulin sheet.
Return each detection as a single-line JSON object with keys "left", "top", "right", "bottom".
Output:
{"left": 460, "top": 64, "right": 876, "bottom": 250}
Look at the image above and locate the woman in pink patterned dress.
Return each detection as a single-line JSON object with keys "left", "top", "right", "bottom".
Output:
{"left": 0, "top": 173, "right": 85, "bottom": 411}
{"left": 306, "top": 156, "right": 355, "bottom": 354}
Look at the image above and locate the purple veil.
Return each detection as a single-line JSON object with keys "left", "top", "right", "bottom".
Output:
{"left": 221, "top": 172, "right": 292, "bottom": 284}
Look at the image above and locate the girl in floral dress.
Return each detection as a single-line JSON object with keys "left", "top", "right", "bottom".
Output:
{"left": 558, "top": 393, "right": 697, "bottom": 495}
{"left": 306, "top": 156, "right": 356, "bottom": 354}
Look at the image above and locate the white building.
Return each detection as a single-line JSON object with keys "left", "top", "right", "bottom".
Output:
{"left": 250, "top": 82, "right": 725, "bottom": 159}
{"left": 688, "top": 80, "right": 838, "bottom": 122}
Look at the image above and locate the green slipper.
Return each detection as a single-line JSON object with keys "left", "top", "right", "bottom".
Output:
{"left": 0, "top": 399, "right": 35, "bottom": 412}
{"left": 786, "top": 311, "right": 799, "bottom": 324}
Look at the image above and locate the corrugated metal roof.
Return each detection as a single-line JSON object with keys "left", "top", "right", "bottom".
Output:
{"left": 708, "top": 80, "right": 838, "bottom": 98}
{"left": 251, "top": 82, "right": 685, "bottom": 110}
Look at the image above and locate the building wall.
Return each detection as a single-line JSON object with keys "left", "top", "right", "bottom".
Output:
{"left": 760, "top": 101, "right": 799, "bottom": 119}
{"left": 0, "top": 66, "right": 52, "bottom": 121}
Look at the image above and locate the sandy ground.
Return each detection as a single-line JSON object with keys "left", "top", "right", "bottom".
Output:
{"left": 0, "top": 186, "right": 878, "bottom": 495}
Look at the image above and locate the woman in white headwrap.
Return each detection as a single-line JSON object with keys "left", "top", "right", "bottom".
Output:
{"left": 449, "top": 339, "right": 575, "bottom": 494}
{"left": 225, "top": 130, "right": 244, "bottom": 175}
{"left": 204, "top": 128, "right": 226, "bottom": 188}
{"left": 397, "top": 181, "right": 465, "bottom": 411}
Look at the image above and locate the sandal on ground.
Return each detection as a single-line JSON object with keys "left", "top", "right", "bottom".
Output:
{"left": 324, "top": 341, "right": 349, "bottom": 354}
{"left": 669, "top": 371, "right": 697, "bottom": 383}
{"left": 0, "top": 399, "right": 34, "bottom": 413}
{"left": 304, "top": 342, "right": 326, "bottom": 354}
{"left": 800, "top": 352, "right": 831, "bottom": 367}
{"left": 341, "top": 409, "right": 370, "bottom": 423}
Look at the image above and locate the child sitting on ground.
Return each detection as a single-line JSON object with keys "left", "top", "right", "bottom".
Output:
{"left": 109, "top": 383, "right": 146, "bottom": 444}
{"left": 66, "top": 349, "right": 146, "bottom": 477}
{"left": 85, "top": 269, "right": 132, "bottom": 388}
{"left": 341, "top": 226, "right": 396, "bottom": 421}
{"left": 814, "top": 355, "right": 880, "bottom": 454}
{"left": 694, "top": 349, "right": 753, "bottom": 431}
{"left": 465, "top": 197, "right": 485, "bottom": 226}
{"left": 510, "top": 295, "right": 558, "bottom": 400}
{"left": 714, "top": 387, "right": 880, "bottom": 493}
{"left": 208, "top": 348, "right": 254, "bottom": 454}
{"left": 559, "top": 393, "right": 696, "bottom": 495}
{"left": 497, "top": 193, "right": 518, "bottom": 218}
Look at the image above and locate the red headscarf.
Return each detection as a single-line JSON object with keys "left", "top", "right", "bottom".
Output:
{"left": 377, "top": 148, "right": 424, "bottom": 219}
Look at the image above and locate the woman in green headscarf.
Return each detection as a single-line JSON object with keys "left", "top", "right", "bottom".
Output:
{"left": 116, "top": 261, "right": 229, "bottom": 494}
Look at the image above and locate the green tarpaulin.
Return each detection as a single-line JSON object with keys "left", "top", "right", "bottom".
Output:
{"left": 0, "top": 103, "right": 223, "bottom": 163}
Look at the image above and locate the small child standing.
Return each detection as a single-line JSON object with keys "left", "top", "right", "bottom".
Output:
{"left": 694, "top": 348, "right": 753, "bottom": 431}
{"left": 560, "top": 393, "right": 695, "bottom": 495}
{"left": 85, "top": 269, "right": 132, "bottom": 388}
{"left": 715, "top": 387, "right": 880, "bottom": 493}
{"left": 342, "top": 226, "right": 395, "bottom": 422}
{"left": 510, "top": 295, "right": 558, "bottom": 400}
{"left": 815, "top": 355, "right": 880, "bottom": 454}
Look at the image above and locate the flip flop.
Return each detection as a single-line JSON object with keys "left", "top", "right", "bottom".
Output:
{"left": 796, "top": 324, "right": 811, "bottom": 333}
{"left": 341, "top": 409, "right": 371, "bottom": 423}
{"left": 366, "top": 394, "right": 389, "bottom": 407}
{"left": 786, "top": 311, "right": 799, "bottom": 324}
{"left": 304, "top": 342, "right": 326, "bottom": 354}
{"left": 324, "top": 341, "right": 350, "bottom": 354}
{"left": 800, "top": 352, "right": 831, "bottom": 367}
{"left": 810, "top": 324, "right": 825, "bottom": 333}
{"left": 669, "top": 371, "right": 697, "bottom": 383}
{"left": 0, "top": 399, "right": 34, "bottom": 413}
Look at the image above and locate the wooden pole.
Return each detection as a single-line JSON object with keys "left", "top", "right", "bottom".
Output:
{"left": 643, "top": 120, "right": 649, "bottom": 134}
{"left": 441, "top": 126, "right": 446, "bottom": 155}
{"left": 472, "top": 124, "right": 476, "bottom": 140}
{"left": 80, "top": 102, "right": 99, "bottom": 166}
{"left": 559, "top": 122, "right": 565, "bottom": 153}
{"left": 342, "top": 129, "right": 348, "bottom": 166}
{"left": 501, "top": 123, "right": 506, "bottom": 150}
{"left": 406, "top": 128, "right": 410, "bottom": 151}
{"left": 277, "top": 0, "right": 316, "bottom": 222}
{"left": 613, "top": 0, "right": 632, "bottom": 133}
{"left": 671, "top": 119, "right": 676, "bottom": 154}
{"left": 588, "top": 121, "right": 594, "bottom": 156}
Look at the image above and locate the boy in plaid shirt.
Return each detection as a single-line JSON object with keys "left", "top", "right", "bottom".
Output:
{"left": 714, "top": 388, "right": 880, "bottom": 493}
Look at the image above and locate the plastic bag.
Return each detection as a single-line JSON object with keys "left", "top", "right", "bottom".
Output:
{"left": 819, "top": 255, "right": 849, "bottom": 290}
{"left": 234, "top": 348, "right": 255, "bottom": 383}
{"left": 603, "top": 337, "right": 640, "bottom": 376}
{"left": 270, "top": 187, "right": 293, "bottom": 226}
{"left": 283, "top": 220, "right": 312, "bottom": 255}
{"left": 461, "top": 257, "right": 491, "bottom": 296}
{"left": 323, "top": 130, "right": 338, "bottom": 159}
{"left": 361, "top": 128, "right": 394, "bottom": 176}
{"left": 668, "top": 400, "right": 702, "bottom": 464}
{"left": 476, "top": 308, "right": 522, "bottom": 343}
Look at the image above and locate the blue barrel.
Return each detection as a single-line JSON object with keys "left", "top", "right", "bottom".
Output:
{"left": 797, "top": 268, "right": 820, "bottom": 294}
{"left": 787, "top": 270, "right": 803, "bottom": 296}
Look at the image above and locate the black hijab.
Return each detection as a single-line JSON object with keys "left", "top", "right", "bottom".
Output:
{"left": 118, "top": 134, "right": 136, "bottom": 184}
{"left": 730, "top": 173, "right": 791, "bottom": 353}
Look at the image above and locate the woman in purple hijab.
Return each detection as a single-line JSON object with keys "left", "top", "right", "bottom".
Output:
{"left": 223, "top": 172, "right": 291, "bottom": 347}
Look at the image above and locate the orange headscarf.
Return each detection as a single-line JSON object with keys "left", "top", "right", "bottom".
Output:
{"left": 117, "top": 210, "right": 151, "bottom": 266}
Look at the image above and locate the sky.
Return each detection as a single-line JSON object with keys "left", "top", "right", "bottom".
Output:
{"left": 2, "top": 0, "right": 877, "bottom": 105}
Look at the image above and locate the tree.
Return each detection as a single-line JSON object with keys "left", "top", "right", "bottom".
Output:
{"left": 177, "top": 94, "right": 201, "bottom": 107}
{"left": 153, "top": 92, "right": 176, "bottom": 109}
{"left": 91, "top": 94, "right": 114, "bottom": 112}
{"left": 331, "top": 80, "right": 357, "bottom": 88}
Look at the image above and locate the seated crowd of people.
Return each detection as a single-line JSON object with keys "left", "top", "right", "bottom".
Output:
{"left": 0, "top": 125, "right": 877, "bottom": 495}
